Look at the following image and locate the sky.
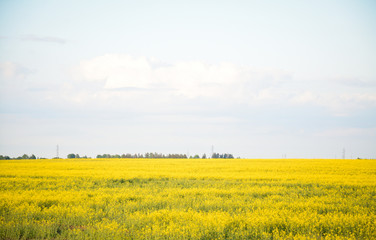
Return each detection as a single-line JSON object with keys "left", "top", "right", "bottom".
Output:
{"left": 0, "top": 0, "right": 375, "bottom": 159}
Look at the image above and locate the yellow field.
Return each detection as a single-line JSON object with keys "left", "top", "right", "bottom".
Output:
{"left": 0, "top": 158, "right": 375, "bottom": 239}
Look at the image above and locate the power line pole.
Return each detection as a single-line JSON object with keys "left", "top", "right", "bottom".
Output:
{"left": 56, "top": 145, "right": 59, "bottom": 159}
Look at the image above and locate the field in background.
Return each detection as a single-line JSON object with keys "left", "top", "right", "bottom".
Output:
{"left": 0, "top": 158, "right": 375, "bottom": 239}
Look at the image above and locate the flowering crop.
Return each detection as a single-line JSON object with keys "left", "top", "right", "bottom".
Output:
{"left": 0, "top": 158, "right": 375, "bottom": 239}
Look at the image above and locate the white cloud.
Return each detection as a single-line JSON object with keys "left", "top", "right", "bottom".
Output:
{"left": 290, "top": 91, "right": 317, "bottom": 105}
{"left": 0, "top": 61, "right": 34, "bottom": 79}
{"left": 327, "top": 93, "right": 376, "bottom": 116}
{"left": 72, "top": 54, "right": 376, "bottom": 116}
{"left": 76, "top": 54, "right": 152, "bottom": 88}
{"left": 315, "top": 128, "right": 376, "bottom": 137}
{"left": 290, "top": 92, "right": 376, "bottom": 116}
{"left": 75, "top": 54, "right": 291, "bottom": 101}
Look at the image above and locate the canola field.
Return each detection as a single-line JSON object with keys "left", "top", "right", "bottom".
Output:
{"left": 0, "top": 158, "right": 375, "bottom": 239}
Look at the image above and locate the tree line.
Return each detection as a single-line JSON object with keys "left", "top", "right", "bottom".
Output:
{"left": 96, "top": 153, "right": 188, "bottom": 159}
{"left": 211, "top": 153, "right": 234, "bottom": 159}
{"left": 94, "top": 152, "right": 234, "bottom": 159}
{"left": 1, "top": 152, "right": 236, "bottom": 160}
{"left": 67, "top": 153, "right": 90, "bottom": 159}
{"left": 0, "top": 154, "right": 37, "bottom": 160}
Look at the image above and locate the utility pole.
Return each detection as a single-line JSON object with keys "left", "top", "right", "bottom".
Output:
{"left": 211, "top": 145, "right": 214, "bottom": 158}
{"left": 56, "top": 145, "right": 59, "bottom": 159}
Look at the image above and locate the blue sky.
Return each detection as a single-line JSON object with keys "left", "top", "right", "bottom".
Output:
{"left": 0, "top": 0, "right": 375, "bottom": 158}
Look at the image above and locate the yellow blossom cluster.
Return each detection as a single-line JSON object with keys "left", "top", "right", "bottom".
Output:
{"left": 0, "top": 158, "right": 375, "bottom": 239}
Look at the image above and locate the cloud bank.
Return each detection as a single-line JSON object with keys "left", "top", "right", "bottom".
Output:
{"left": 74, "top": 54, "right": 376, "bottom": 116}
{"left": 1, "top": 55, "right": 375, "bottom": 158}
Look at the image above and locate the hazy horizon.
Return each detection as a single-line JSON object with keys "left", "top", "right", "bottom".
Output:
{"left": 1, "top": 1, "right": 376, "bottom": 159}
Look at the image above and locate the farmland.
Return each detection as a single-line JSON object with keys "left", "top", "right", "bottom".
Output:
{"left": 0, "top": 158, "right": 375, "bottom": 239}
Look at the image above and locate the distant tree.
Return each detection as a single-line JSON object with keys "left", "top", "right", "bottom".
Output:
{"left": 67, "top": 153, "right": 76, "bottom": 159}
{"left": 211, "top": 152, "right": 234, "bottom": 159}
{"left": 94, "top": 152, "right": 196, "bottom": 159}
{"left": 30, "top": 154, "right": 36, "bottom": 159}
{"left": 202, "top": 154, "right": 207, "bottom": 159}
{"left": 21, "top": 154, "right": 29, "bottom": 159}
